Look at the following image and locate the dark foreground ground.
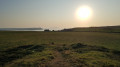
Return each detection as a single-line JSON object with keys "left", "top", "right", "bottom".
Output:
{"left": 0, "top": 31, "right": 120, "bottom": 67}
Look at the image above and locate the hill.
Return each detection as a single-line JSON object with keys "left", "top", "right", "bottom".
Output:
{"left": 61, "top": 25, "right": 120, "bottom": 33}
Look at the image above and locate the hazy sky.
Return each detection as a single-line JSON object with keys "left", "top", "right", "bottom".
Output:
{"left": 0, "top": 0, "right": 120, "bottom": 30}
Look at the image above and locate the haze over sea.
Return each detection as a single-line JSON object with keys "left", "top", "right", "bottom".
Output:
{"left": 0, "top": 28, "right": 44, "bottom": 31}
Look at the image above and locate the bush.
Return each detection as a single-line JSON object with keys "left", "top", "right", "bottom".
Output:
{"left": 71, "top": 43, "right": 86, "bottom": 49}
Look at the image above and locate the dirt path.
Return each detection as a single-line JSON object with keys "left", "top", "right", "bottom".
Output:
{"left": 48, "top": 51, "right": 71, "bottom": 67}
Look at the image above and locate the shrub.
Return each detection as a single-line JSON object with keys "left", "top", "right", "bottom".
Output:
{"left": 71, "top": 43, "right": 86, "bottom": 49}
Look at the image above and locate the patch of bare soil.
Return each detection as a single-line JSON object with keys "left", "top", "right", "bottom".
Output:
{"left": 48, "top": 51, "right": 71, "bottom": 67}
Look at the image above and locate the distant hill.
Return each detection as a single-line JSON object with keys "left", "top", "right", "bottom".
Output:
{"left": 0, "top": 28, "right": 43, "bottom": 31}
{"left": 61, "top": 25, "right": 120, "bottom": 33}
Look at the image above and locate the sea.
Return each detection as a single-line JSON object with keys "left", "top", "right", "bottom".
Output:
{"left": 0, "top": 28, "right": 44, "bottom": 31}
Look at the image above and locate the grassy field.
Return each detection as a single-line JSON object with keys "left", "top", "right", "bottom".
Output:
{"left": 0, "top": 31, "right": 120, "bottom": 67}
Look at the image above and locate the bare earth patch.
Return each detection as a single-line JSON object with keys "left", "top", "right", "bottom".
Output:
{"left": 48, "top": 51, "right": 71, "bottom": 67}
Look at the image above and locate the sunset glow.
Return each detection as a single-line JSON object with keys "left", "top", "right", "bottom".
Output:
{"left": 76, "top": 6, "right": 92, "bottom": 20}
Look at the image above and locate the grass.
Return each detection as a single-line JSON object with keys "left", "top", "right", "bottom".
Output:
{"left": 5, "top": 50, "right": 54, "bottom": 67}
{"left": 59, "top": 43, "right": 120, "bottom": 67}
{"left": 0, "top": 31, "right": 120, "bottom": 50}
{"left": 0, "top": 31, "right": 120, "bottom": 67}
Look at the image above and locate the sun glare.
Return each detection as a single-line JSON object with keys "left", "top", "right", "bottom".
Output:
{"left": 76, "top": 6, "right": 92, "bottom": 20}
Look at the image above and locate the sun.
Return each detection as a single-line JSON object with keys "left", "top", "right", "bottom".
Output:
{"left": 76, "top": 6, "right": 92, "bottom": 20}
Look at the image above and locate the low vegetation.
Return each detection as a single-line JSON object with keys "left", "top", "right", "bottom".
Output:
{"left": 61, "top": 43, "right": 120, "bottom": 67}
{"left": 0, "top": 31, "right": 120, "bottom": 67}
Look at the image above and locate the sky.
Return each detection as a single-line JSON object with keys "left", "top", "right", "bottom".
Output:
{"left": 0, "top": 0, "right": 120, "bottom": 30}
